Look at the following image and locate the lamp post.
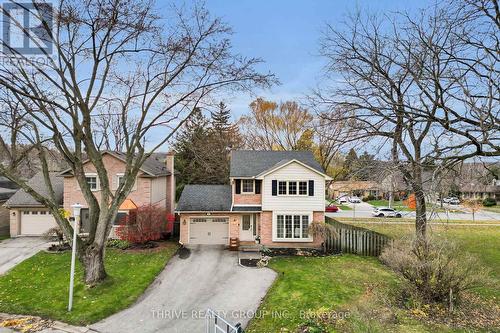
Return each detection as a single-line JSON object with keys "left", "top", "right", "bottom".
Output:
{"left": 68, "top": 203, "right": 82, "bottom": 312}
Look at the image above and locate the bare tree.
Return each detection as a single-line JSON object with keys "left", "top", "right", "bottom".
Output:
{"left": 314, "top": 2, "right": 498, "bottom": 242}
{"left": 0, "top": 0, "right": 274, "bottom": 285}
{"left": 239, "top": 98, "right": 313, "bottom": 150}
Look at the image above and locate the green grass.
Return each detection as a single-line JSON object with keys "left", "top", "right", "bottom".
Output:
{"left": 0, "top": 242, "right": 178, "bottom": 325}
{"left": 248, "top": 223, "right": 500, "bottom": 332}
{"left": 341, "top": 222, "right": 500, "bottom": 301}
{"left": 335, "top": 216, "right": 500, "bottom": 224}
{"left": 337, "top": 204, "right": 351, "bottom": 211}
{"left": 246, "top": 255, "right": 401, "bottom": 333}
{"left": 482, "top": 205, "right": 500, "bottom": 213}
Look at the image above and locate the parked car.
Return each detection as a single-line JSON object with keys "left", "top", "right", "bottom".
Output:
{"left": 442, "top": 197, "right": 460, "bottom": 205}
{"left": 372, "top": 207, "right": 402, "bottom": 218}
{"left": 337, "top": 197, "right": 349, "bottom": 204}
{"left": 325, "top": 204, "right": 339, "bottom": 212}
{"left": 348, "top": 196, "right": 362, "bottom": 203}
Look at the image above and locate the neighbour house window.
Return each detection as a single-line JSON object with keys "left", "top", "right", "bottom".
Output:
{"left": 288, "top": 181, "right": 297, "bottom": 195}
{"left": 117, "top": 174, "right": 125, "bottom": 188}
{"left": 275, "top": 214, "right": 311, "bottom": 240}
{"left": 86, "top": 175, "right": 98, "bottom": 190}
{"left": 114, "top": 212, "right": 128, "bottom": 225}
{"left": 242, "top": 179, "right": 254, "bottom": 193}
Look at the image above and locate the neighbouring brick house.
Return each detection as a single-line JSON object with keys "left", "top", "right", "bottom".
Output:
{"left": 5, "top": 151, "right": 175, "bottom": 237}
{"left": 176, "top": 150, "right": 331, "bottom": 248}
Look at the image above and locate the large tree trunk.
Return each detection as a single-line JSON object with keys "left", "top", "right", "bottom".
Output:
{"left": 82, "top": 243, "right": 107, "bottom": 286}
{"left": 412, "top": 168, "right": 427, "bottom": 245}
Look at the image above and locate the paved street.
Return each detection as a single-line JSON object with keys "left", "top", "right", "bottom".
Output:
{"left": 329, "top": 202, "right": 500, "bottom": 222}
{"left": 0, "top": 237, "right": 48, "bottom": 275}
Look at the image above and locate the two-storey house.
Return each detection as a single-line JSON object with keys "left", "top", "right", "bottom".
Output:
{"left": 6, "top": 151, "right": 175, "bottom": 237}
{"left": 176, "top": 150, "right": 331, "bottom": 248}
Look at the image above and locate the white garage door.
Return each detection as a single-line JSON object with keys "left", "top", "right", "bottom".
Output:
{"left": 20, "top": 210, "right": 58, "bottom": 235}
{"left": 190, "top": 217, "right": 229, "bottom": 245}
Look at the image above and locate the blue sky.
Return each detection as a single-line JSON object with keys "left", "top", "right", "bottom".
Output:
{"left": 201, "top": 0, "right": 433, "bottom": 119}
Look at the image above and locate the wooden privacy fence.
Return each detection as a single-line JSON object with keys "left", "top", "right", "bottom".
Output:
{"left": 324, "top": 218, "right": 392, "bottom": 256}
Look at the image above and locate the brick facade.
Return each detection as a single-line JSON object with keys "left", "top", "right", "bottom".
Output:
{"left": 233, "top": 193, "right": 262, "bottom": 205}
{"left": 179, "top": 210, "right": 325, "bottom": 248}
{"left": 63, "top": 154, "right": 155, "bottom": 212}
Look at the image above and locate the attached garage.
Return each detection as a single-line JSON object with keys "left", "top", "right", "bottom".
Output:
{"left": 19, "top": 210, "right": 58, "bottom": 236}
{"left": 5, "top": 172, "right": 64, "bottom": 237}
{"left": 189, "top": 217, "right": 229, "bottom": 245}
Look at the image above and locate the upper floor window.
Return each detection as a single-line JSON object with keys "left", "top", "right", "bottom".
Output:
{"left": 277, "top": 180, "right": 308, "bottom": 196}
{"left": 298, "top": 181, "right": 308, "bottom": 195}
{"left": 86, "top": 175, "right": 98, "bottom": 191}
{"left": 242, "top": 179, "right": 254, "bottom": 193}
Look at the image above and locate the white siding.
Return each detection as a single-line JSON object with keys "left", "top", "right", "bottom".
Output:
{"left": 151, "top": 176, "right": 167, "bottom": 205}
{"left": 261, "top": 162, "right": 326, "bottom": 211}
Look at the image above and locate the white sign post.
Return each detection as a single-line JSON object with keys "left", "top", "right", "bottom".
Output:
{"left": 68, "top": 203, "right": 82, "bottom": 312}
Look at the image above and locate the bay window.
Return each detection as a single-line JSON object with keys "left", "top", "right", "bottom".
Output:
{"left": 274, "top": 213, "right": 311, "bottom": 241}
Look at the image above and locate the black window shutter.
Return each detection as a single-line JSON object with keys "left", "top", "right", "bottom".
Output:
{"left": 235, "top": 179, "right": 241, "bottom": 194}
{"left": 308, "top": 180, "right": 314, "bottom": 196}
{"left": 272, "top": 180, "right": 277, "bottom": 196}
{"left": 255, "top": 180, "right": 261, "bottom": 194}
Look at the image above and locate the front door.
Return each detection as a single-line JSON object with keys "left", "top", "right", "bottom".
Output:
{"left": 240, "top": 214, "right": 255, "bottom": 241}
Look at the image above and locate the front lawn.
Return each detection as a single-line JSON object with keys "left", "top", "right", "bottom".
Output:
{"left": 342, "top": 222, "right": 500, "bottom": 301}
{"left": 247, "top": 224, "right": 500, "bottom": 332}
{"left": 0, "top": 242, "right": 178, "bottom": 325}
{"left": 246, "top": 255, "right": 401, "bottom": 333}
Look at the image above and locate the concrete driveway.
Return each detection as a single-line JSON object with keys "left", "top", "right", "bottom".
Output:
{"left": 91, "top": 245, "right": 277, "bottom": 333}
{"left": 0, "top": 237, "right": 48, "bottom": 275}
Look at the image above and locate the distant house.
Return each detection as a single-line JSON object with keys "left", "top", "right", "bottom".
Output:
{"left": 176, "top": 150, "right": 331, "bottom": 248}
{"left": 328, "top": 181, "right": 381, "bottom": 199}
{"left": 460, "top": 181, "right": 499, "bottom": 201}
{"left": 5, "top": 151, "right": 176, "bottom": 237}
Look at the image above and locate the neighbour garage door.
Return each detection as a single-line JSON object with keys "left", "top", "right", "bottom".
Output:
{"left": 20, "top": 210, "right": 58, "bottom": 235}
{"left": 189, "top": 217, "right": 229, "bottom": 245}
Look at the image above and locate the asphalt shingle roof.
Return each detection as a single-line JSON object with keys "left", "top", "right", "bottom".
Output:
{"left": 229, "top": 150, "right": 324, "bottom": 177}
{"left": 232, "top": 206, "right": 262, "bottom": 212}
{"left": 60, "top": 151, "right": 173, "bottom": 177}
{"left": 110, "top": 151, "right": 172, "bottom": 176}
{"left": 177, "top": 185, "right": 232, "bottom": 212}
{"left": 0, "top": 187, "right": 17, "bottom": 201}
{"left": 4, "top": 172, "right": 63, "bottom": 207}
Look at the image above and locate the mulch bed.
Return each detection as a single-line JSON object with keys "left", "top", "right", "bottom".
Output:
{"left": 240, "top": 259, "right": 260, "bottom": 267}
{"left": 265, "top": 247, "right": 335, "bottom": 257}
{"left": 46, "top": 243, "right": 71, "bottom": 252}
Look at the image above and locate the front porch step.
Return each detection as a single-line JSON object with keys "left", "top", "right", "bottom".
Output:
{"left": 239, "top": 244, "right": 262, "bottom": 252}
